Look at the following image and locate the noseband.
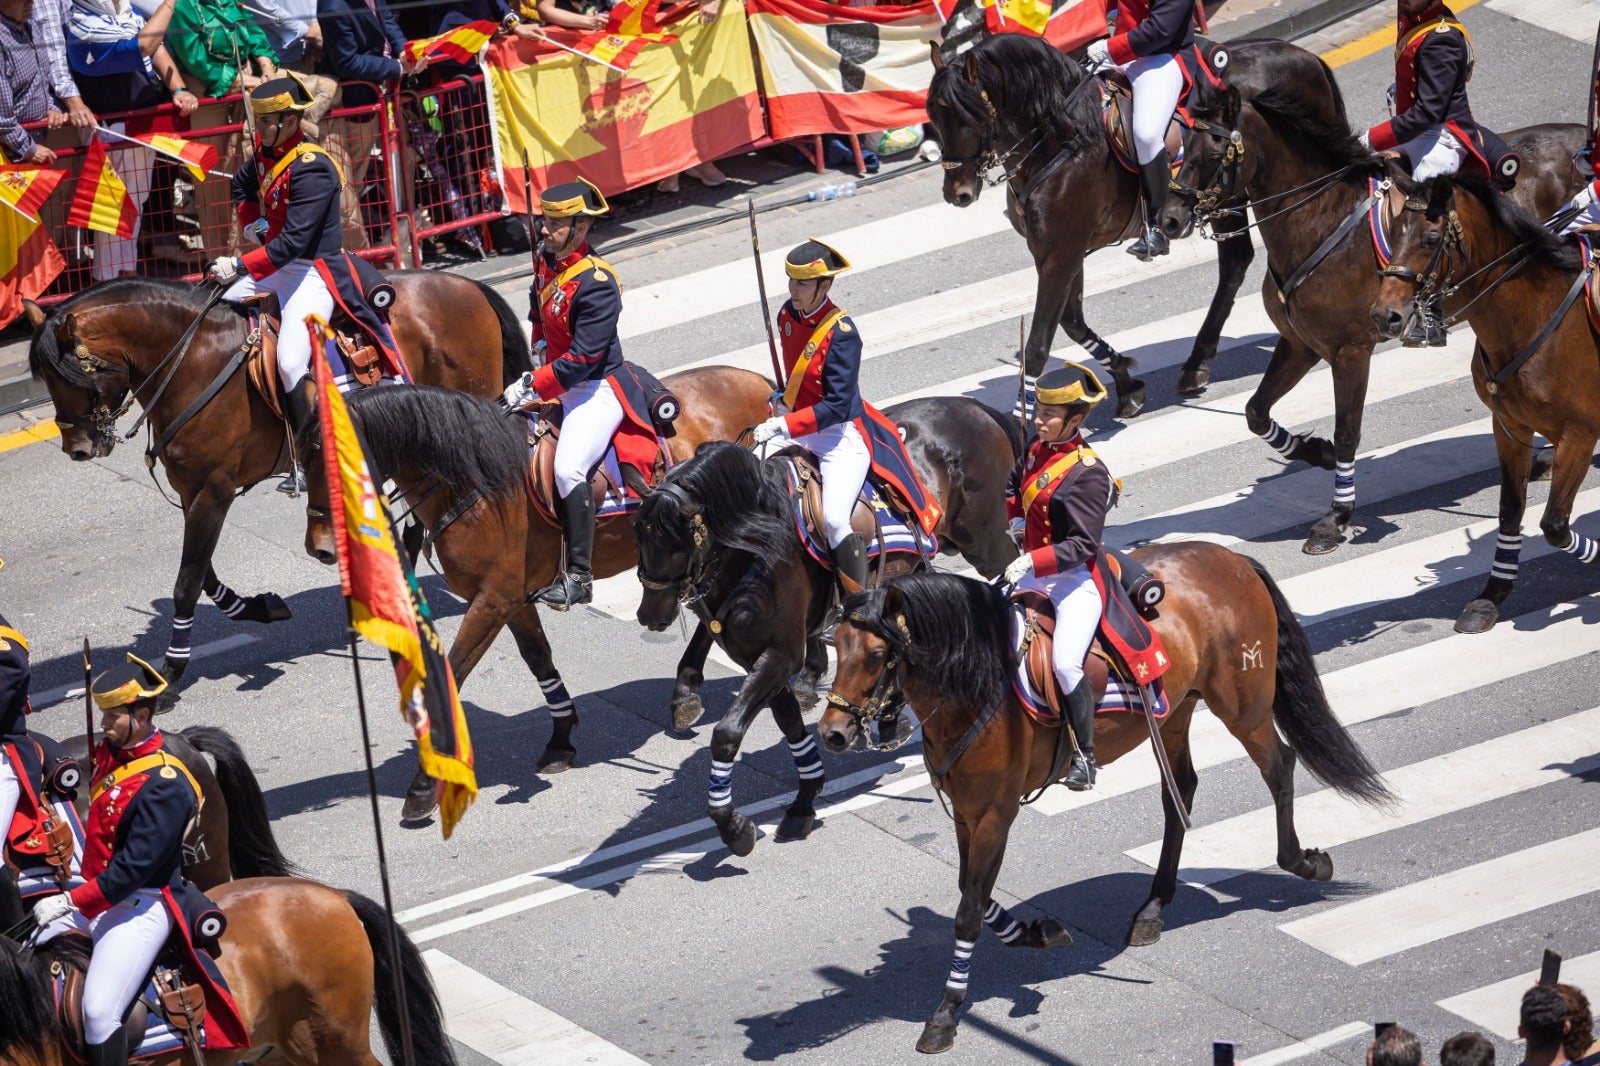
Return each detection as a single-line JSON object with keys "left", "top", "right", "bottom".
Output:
{"left": 53, "top": 343, "right": 131, "bottom": 441}
{"left": 635, "top": 484, "right": 719, "bottom": 607}
{"left": 823, "top": 610, "right": 911, "bottom": 726}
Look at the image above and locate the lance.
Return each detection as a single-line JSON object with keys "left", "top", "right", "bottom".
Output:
{"left": 746, "top": 198, "right": 785, "bottom": 388}
{"left": 1017, "top": 316, "right": 1029, "bottom": 445}
{"left": 81, "top": 638, "right": 93, "bottom": 777}
{"left": 1590, "top": 20, "right": 1600, "bottom": 150}
{"left": 521, "top": 148, "right": 542, "bottom": 273}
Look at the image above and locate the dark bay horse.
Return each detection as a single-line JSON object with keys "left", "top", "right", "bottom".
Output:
{"left": 631, "top": 398, "right": 1020, "bottom": 858}
{"left": 822, "top": 558, "right": 1393, "bottom": 1054}
{"left": 925, "top": 35, "right": 1347, "bottom": 414}
{"left": 300, "top": 374, "right": 772, "bottom": 821}
{"left": 0, "top": 877, "right": 455, "bottom": 1066}
{"left": 1169, "top": 83, "right": 1582, "bottom": 554}
{"left": 1370, "top": 172, "right": 1590, "bottom": 633}
{"left": 23, "top": 272, "right": 528, "bottom": 707}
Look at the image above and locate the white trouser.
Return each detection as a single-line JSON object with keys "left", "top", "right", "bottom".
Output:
{"left": 554, "top": 377, "right": 625, "bottom": 496}
{"left": 224, "top": 260, "right": 336, "bottom": 391}
{"left": 794, "top": 420, "right": 872, "bottom": 549}
{"left": 1397, "top": 125, "right": 1466, "bottom": 183}
{"left": 0, "top": 752, "right": 19, "bottom": 847}
{"left": 91, "top": 131, "right": 151, "bottom": 282}
{"left": 1118, "top": 53, "right": 1184, "bottom": 166}
{"left": 1560, "top": 182, "right": 1600, "bottom": 234}
{"left": 39, "top": 888, "right": 174, "bottom": 1044}
{"left": 1020, "top": 564, "right": 1102, "bottom": 692}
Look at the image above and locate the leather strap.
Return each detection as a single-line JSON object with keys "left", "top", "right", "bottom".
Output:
{"left": 781, "top": 307, "right": 848, "bottom": 411}
{"left": 1019, "top": 447, "right": 1095, "bottom": 515}
{"left": 928, "top": 691, "right": 1004, "bottom": 790}
{"left": 1275, "top": 193, "right": 1379, "bottom": 303}
{"left": 1483, "top": 255, "right": 1596, "bottom": 395}
{"left": 91, "top": 751, "right": 201, "bottom": 807}
{"left": 421, "top": 489, "right": 484, "bottom": 558}
{"left": 146, "top": 344, "right": 250, "bottom": 464}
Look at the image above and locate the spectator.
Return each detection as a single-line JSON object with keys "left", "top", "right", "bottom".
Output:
{"left": 66, "top": 0, "right": 198, "bottom": 278}
{"left": 1, "top": 0, "right": 70, "bottom": 163}
{"left": 1441, "top": 1032, "right": 1495, "bottom": 1066}
{"left": 241, "top": 0, "right": 320, "bottom": 69}
{"left": 1555, "top": 985, "right": 1599, "bottom": 1065}
{"left": 19, "top": 0, "right": 99, "bottom": 149}
{"left": 167, "top": 0, "right": 278, "bottom": 96}
{"left": 1369, "top": 1026, "right": 1425, "bottom": 1066}
{"left": 1520, "top": 985, "right": 1573, "bottom": 1066}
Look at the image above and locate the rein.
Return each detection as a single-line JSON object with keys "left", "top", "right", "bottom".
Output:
{"left": 635, "top": 482, "right": 724, "bottom": 610}
{"left": 938, "top": 71, "right": 1102, "bottom": 210}
{"left": 1184, "top": 118, "right": 1359, "bottom": 242}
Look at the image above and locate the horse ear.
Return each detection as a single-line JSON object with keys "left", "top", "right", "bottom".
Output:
{"left": 962, "top": 51, "right": 979, "bottom": 83}
{"left": 882, "top": 585, "right": 903, "bottom": 618}
{"left": 1428, "top": 175, "right": 1453, "bottom": 214}
{"left": 21, "top": 299, "right": 46, "bottom": 331}
{"left": 55, "top": 312, "right": 78, "bottom": 344}
{"left": 930, "top": 41, "right": 945, "bottom": 71}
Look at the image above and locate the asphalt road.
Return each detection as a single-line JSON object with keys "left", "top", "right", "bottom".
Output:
{"left": 3, "top": 1, "right": 1598, "bottom": 1063}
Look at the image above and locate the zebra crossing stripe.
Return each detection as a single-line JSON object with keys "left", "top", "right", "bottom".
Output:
{"left": 1277, "top": 826, "right": 1600, "bottom": 965}
{"left": 1437, "top": 949, "right": 1600, "bottom": 1039}
{"left": 1238, "top": 1021, "right": 1371, "bottom": 1066}
{"left": 1483, "top": 0, "right": 1600, "bottom": 43}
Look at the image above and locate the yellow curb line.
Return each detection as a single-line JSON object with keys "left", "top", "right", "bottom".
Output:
{"left": 0, "top": 420, "right": 61, "bottom": 454}
{"left": 1320, "top": 0, "right": 1481, "bottom": 68}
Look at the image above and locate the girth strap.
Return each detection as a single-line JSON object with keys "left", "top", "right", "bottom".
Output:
{"left": 1273, "top": 192, "right": 1380, "bottom": 304}
{"left": 421, "top": 490, "right": 484, "bottom": 558}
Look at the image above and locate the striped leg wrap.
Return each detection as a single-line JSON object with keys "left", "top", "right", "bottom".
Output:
{"left": 165, "top": 614, "right": 193, "bottom": 663}
{"left": 1491, "top": 533, "right": 1523, "bottom": 581}
{"left": 708, "top": 759, "right": 735, "bottom": 809}
{"left": 1561, "top": 530, "right": 1600, "bottom": 564}
{"left": 203, "top": 576, "right": 248, "bottom": 619}
{"left": 1332, "top": 461, "right": 1356, "bottom": 507}
{"left": 1012, "top": 375, "right": 1038, "bottom": 421}
{"left": 788, "top": 735, "right": 825, "bottom": 781}
{"left": 538, "top": 677, "right": 574, "bottom": 718}
{"left": 945, "top": 938, "right": 976, "bottom": 993}
{"left": 1080, "top": 333, "right": 1117, "bottom": 371}
{"left": 1256, "top": 419, "right": 1302, "bottom": 459}
{"left": 983, "top": 900, "right": 1024, "bottom": 944}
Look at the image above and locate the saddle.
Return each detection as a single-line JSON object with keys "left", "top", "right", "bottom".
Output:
{"left": 524, "top": 408, "right": 665, "bottom": 526}
{"left": 239, "top": 292, "right": 386, "bottom": 422}
{"left": 1101, "top": 72, "right": 1186, "bottom": 176}
{"left": 54, "top": 933, "right": 210, "bottom": 1062}
{"left": 786, "top": 449, "right": 932, "bottom": 571}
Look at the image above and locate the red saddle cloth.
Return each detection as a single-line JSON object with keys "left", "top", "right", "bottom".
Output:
{"left": 524, "top": 373, "right": 669, "bottom": 525}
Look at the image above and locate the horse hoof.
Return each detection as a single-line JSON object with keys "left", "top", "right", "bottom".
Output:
{"left": 916, "top": 1023, "right": 958, "bottom": 1055}
{"left": 1307, "top": 850, "right": 1333, "bottom": 881}
{"left": 671, "top": 695, "right": 705, "bottom": 733}
{"left": 1455, "top": 599, "right": 1499, "bottom": 634}
{"left": 1301, "top": 529, "right": 1344, "bottom": 556}
{"left": 260, "top": 593, "right": 292, "bottom": 623}
{"left": 1032, "top": 918, "right": 1073, "bottom": 949}
{"left": 1177, "top": 365, "right": 1212, "bottom": 396}
{"left": 1116, "top": 382, "right": 1147, "bottom": 420}
{"left": 154, "top": 688, "right": 180, "bottom": 716}
{"left": 1127, "top": 917, "right": 1163, "bottom": 947}
{"left": 400, "top": 792, "right": 438, "bottom": 823}
{"left": 774, "top": 813, "right": 815, "bottom": 842}
{"left": 724, "top": 815, "right": 758, "bottom": 858}
{"left": 536, "top": 746, "right": 576, "bottom": 775}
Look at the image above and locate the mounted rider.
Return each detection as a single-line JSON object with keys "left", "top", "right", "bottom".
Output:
{"left": 1360, "top": 0, "right": 1483, "bottom": 346}
{"left": 752, "top": 240, "right": 943, "bottom": 598}
{"left": 503, "top": 177, "right": 626, "bottom": 609}
{"left": 1084, "top": 0, "right": 1198, "bottom": 261}
{"left": 210, "top": 72, "right": 345, "bottom": 494}
{"left": 1002, "top": 363, "right": 1114, "bottom": 790}
{"left": 1557, "top": 26, "right": 1600, "bottom": 235}
{"left": 30, "top": 654, "right": 216, "bottom": 1066}
{"left": 0, "top": 608, "right": 34, "bottom": 879}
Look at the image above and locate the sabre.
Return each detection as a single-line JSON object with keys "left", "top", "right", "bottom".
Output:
{"left": 81, "top": 638, "right": 94, "bottom": 781}
{"left": 521, "top": 148, "right": 542, "bottom": 272}
{"left": 1016, "top": 315, "right": 1029, "bottom": 445}
{"left": 746, "top": 198, "right": 786, "bottom": 387}
{"left": 1139, "top": 683, "right": 1191, "bottom": 829}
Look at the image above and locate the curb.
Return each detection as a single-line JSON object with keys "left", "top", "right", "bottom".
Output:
{"left": 1222, "top": 0, "right": 1385, "bottom": 42}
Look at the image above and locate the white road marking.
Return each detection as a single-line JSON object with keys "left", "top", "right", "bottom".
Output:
{"left": 1124, "top": 706, "right": 1600, "bottom": 884}
{"left": 1278, "top": 826, "right": 1600, "bottom": 965}
{"left": 425, "top": 949, "right": 650, "bottom": 1064}
{"left": 1484, "top": 0, "right": 1600, "bottom": 41}
{"left": 29, "top": 634, "right": 261, "bottom": 708}
{"left": 1437, "top": 950, "right": 1600, "bottom": 1039}
{"left": 1239, "top": 1021, "right": 1371, "bottom": 1066}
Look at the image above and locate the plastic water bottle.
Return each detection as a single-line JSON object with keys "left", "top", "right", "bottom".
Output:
{"left": 917, "top": 141, "right": 943, "bottom": 163}
{"left": 807, "top": 181, "right": 858, "bottom": 202}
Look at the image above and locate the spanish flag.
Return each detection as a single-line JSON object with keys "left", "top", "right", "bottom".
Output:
{"left": 67, "top": 139, "right": 137, "bottom": 239}
{"left": 0, "top": 207, "right": 64, "bottom": 330}
{"left": 983, "top": 0, "right": 1052, "bottom": 36}
{"left": 0, "top": 164, "right": 65, "bottom": 224}
{"left": 404, "top": 18, "right": 499, "bottom": 64}
{"left": 311, "top": 318, "right": 477, "bottom": 837}
{"left": 575, "top": 0, "right": 678, "bottom": 71}
{"left": 129, "top": 132, "right": 220, "bottom": 184}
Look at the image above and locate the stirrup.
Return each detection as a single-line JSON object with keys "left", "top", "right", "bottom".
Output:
{"left": 533, "top": 571, "right": 593, "bottom": 610}
{"left": 276, "top": 465, "right": 306, "bottom": 496}
{"left": 1127, "top": 225, "right": 1168, "bottom": 262}
{"left": 1064, "top": 753, "right": 1096, "bottom": 791}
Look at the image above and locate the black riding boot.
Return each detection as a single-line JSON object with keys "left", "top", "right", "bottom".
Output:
{"left": 1063, "top": 674, "right": 1097, "bottom": 791}
{"left": 830, "top": 533, "right": 869, "bottom": 599}
{"left": 85, "top": 1030, "right": 130, "bottom": 1066}
{"left": 1401, "top": 294, "right": 1448, "bottom": 348}
{"left": 535, "top": 486, "right": 595, "bottom": 609}
{"left": 1127, "top": 150, "right": 1172, "bottom": 262}
{"left": 278, "top": 374, "right": 317, "bottom": 496}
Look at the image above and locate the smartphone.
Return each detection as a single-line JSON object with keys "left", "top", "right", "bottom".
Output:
{"left": 1213, "top": 1041, "right": 1236, "bottom": 1066}
{"left": 1375, "top": 1023, "right": 1397, "bottom": 1040}
{"left": 1541, "top": 948, "right": 1562, "bottom": 986}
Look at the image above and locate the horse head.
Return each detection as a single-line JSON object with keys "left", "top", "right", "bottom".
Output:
{"left": 820, "top": 584, "right": 907, "bottom": 753}
{"left": 23, "top": 299, "right": 128, "bottom": 462}
{"left": 632, "top": 480, "right": 704, "bottom": 631}
{"left": 1371, "top": 170, "right": 1459, "bottom": 341}
{"left": 1170, "top": 86, "right": 1250, "bottom": 240}
{"left": 0, "top": 929, "right": 59, "bottom": 1066}
{"left": 926, "top": 46, "right": 992, "bottom": 208}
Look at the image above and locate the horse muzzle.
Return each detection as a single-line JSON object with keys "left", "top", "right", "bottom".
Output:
{"left": 942, "top": 175, "right": 979, "bottom": 209}
{"left": 1371, "top": 305, "right": 1408, "bottom": 341}
{"left": 59, "top": 426, "right": 105, "bottom": 461}
{"left": 304, "top": 508, "right": 337, "bottom": 565}
{"left": 635, "top": 589, "right": 679, "bottom": 632}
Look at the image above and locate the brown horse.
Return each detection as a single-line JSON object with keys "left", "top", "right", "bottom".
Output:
{"left": 1370, "top": 171, "right": 1593, "bottom": 633}
{"left": 299, "top": 373, "right": 771, "bottom": 820}
{"left": 23, "top": 271, "right": 528, "bottom": 707}
{"left": 1168, "top": 82, "right": 1582, "bottom": 554}
{"left": 821, "top": 555, "right": 1393, "bottom": 1054}
{"left": 0, "top": 877, "right": 456, "bottom": 1065}
{"left": 925, "top": 35, "right": 1348, "bottom": 415}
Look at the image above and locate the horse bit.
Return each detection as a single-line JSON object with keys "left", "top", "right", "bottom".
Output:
{"left": 635, "top": 486, "right": 721, "bottom": 610}
{"left": 1184, "top": 118, "right": 1247, "bottom": 224}
{"left": 823, "top": 610, "right": 911, "bottom": 739}
{"left": 1376, "top": 189, "right": 1464, "bottom": 302}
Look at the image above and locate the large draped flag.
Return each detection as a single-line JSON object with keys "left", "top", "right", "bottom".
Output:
{"left": 404, "top": 18, "right": 499, "bottom": 65}
{"left": 128, "top": 132, "right": 220, "bottom": 184}
{"left": 67, "top": 139, "right": 137, "bottom": 238}
{"left": 935, "top": 0, "right": 1108, "bottom": 52}
{"left": 0, "top": 164, "right": 65, "bottom": 224}
{"left": 0, "top": 194, "right": 65, "bottom": 330}
{"left": 574, "top": 0, "right": 680, "bottom": 72}
{"left": 311, "top": 319, "right": 477, "bottom": 837}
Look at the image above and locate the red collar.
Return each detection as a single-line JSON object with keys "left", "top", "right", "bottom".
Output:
{"left": 111, "top": 729, "right": 164, "bottom": 762}
{"left": 789, "top": 298, "right": 838, "bottom": 327}
{"left": 1399, "top": 2, "right": 1450, "bottom": 32}
{"left": 1036, "top": 432, "right": 1085, "bottom": 454}
{"left": 544, "top": 241, "right": 593, "bottom": 273}
{"left": 257, "top": 129, "right": 308, "bottom": 163}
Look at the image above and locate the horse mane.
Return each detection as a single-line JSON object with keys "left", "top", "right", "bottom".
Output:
{"left": 0, "top": 933, "right": 83, "bottom": 1059}
{"left": 927, "top": 34, "right": 1099, "bottom": 148}
{"left": 303, "top": 385, "right": 528, "bottom": 505}
{"left": 1187, "top": 40, "right": 1350, "bottom": 130}
{"left": 845, "top": 571, "right": 1012, "bottom": 712}
{"left": 1420, "top": 171, "right": 1584, "bottom": 274}
{"left": 1248, "top": 82, "right": 1371, "bottom": 170}
{"left": 639, "top": 441, "right": 797, "bottom": 563}
{"left": 28, "top": 277, "right": 247, "bottom": 388}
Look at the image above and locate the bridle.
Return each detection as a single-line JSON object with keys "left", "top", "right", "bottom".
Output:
{"left": 823, "top": 611, "right": 910, "bottom": 728}
{"left": 634, "top": 483, "right": 722, "bottom": 609}
{"left": 1183, "top": 118, "right": 1247, "bottom": 221}
{"left": 1182, "top": 113, "right": 1362, "bottom": 242}
{"left": 52, "top": 343, "right": 133, "bottom": 445}
{"left": 1376, "top": 186, "right": 1464, "bottom": 299}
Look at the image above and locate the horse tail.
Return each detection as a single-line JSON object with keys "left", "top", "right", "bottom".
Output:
{"left": 468, "top": 278, "right": 532, "bottom": 389}
{"left": 1245, "top": 556, "right": 1395, "bottom": 808}
{"left": 179, "top": 726, "right": 299, "bottom": 879}
{"left": 978, "top": 401, "right": 1025, "bottom": 460}
{"left": 344, "top": 891, "right": 459, "bottom": 1066}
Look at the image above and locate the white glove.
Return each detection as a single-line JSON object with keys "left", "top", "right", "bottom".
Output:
{"left": 500, "top": 371, "right": 534, "bottom": 411}
{"left": 752, "top": 416, "right": 789, "bottom": 445}
{"left": 1004, "top": 553, "right": 1032, "bottom": 586}
{"left": 208, "top": 256, "right": 239, "bottom": 283}
{"left": 1007, "top": 517, "right": 1026, "bottom": 547}
{"left": 1085, "top": 39, "right": 1113, "bottom": 71}
{"left": 1358, "top": 130, "right": 1372, "bottom": 152}
{"left": 32, "top": 892, "right": 74, "bottom": 927}
{"left": 1570, "top": 184, "right": 1596, "bottom": 213}
{"left": 243, "top": 218, "right": 269, "bottom": 245}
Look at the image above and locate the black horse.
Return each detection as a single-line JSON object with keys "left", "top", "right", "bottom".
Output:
{"left": 926, "top": 34, "right": 1348, "bottom": 414}
{"left": 632, "top": 396, "right": 1020, "bottom": 857}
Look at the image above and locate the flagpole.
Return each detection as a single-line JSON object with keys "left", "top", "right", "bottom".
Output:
{"left": 91, "top": 124, "right": 233, "bottom": 180}
{"left": 344, "top": 607, "right": 417, "bottom": 1066}
{"left": 542, "top": 35, "right": 628, "bottom": 73}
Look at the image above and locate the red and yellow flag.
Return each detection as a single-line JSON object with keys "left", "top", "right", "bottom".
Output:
{"left": 983, "top": 0, "right": 1052, "bottom": 35}
{"left": 67, "top": 139, "right": 137, "bottom": 239}
{"left": 405, "top": 19, "right": 499, "bottom": 64}
{"left": 0, "top": 207, "right": 65, "bottom": 330}
{"left": 575, "top": 0, "right": 679, "bottom": 72}
{"left": 130, "top": 133, "right": 220, "bottom": 184}
{"left": 0, "top": 165, "right": 65, "bottom": 224}
{"left": 312, "top": 318, "right": 477, "bottom": 838}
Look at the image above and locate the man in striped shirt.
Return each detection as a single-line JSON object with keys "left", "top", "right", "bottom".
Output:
{"left": 0, "top": 0, "right": 93, "bottom": 163}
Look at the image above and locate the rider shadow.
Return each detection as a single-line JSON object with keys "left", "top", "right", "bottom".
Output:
{"left": 735, "top": 903, "right": 1100, "bottom": 1064}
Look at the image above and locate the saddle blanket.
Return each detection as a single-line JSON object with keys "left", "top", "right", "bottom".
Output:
{"left": 523, "top": 412, "right": 670, "bottom": 520}
{"left": 52, "top": 965, "right": 219, "bottom": 1060}
{"left": 1008, "top": 607, "right": 1169, "bottom": 727}
{"left": 1578, "top": 235, "right": 1600, "bottom": 335}
{"left": 14, "top": 796, "right": 86, "bottom": 900}
{"left": 786, "top": 464, "right": 939, "bottom": 567}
